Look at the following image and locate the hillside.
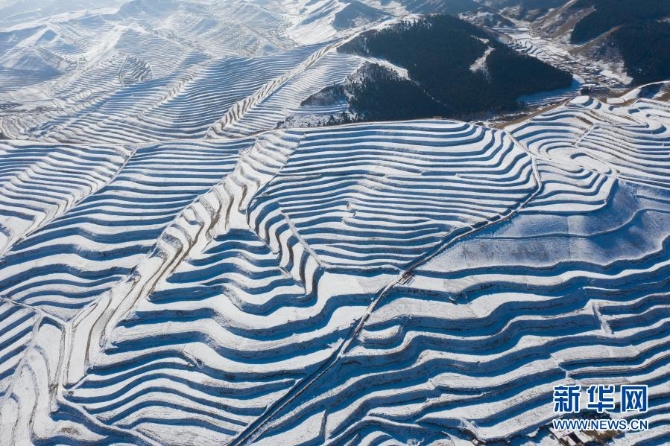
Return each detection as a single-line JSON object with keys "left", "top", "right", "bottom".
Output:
{"left": 3, "top": 91, "right": 670, "bottom": 445}
{"left": 2, "top": 1, "right": 670, "bottom": 445}
{"left": 307, "top": 14, "right": 573, "bottom": 123}
{"left": 570, "top": 0, "right": 670, "bottom": 44}
{"left": 484, "top": 0, "right": 670, "bottom": 86}
{"left": 570, "top": 0, "right": 670, "bottom": 84}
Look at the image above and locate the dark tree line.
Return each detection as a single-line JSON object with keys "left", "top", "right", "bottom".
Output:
{"left": 348, "top": 64, "right": 450, "bottom": 121}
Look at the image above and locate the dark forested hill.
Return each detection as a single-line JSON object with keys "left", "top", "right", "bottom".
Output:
{"left": 571, "top": 0, "right": 670, "bottom": 43}
{"left": 611, "top": 21, "right": 670, "bottom": 85}
{"left": 568, "top": 0, "right": 670, "bottom": 84}
{"left": 322, "top": 14, "right": 572, "bottom": 122}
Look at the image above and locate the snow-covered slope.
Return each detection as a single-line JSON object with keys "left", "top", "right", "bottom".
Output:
{"left": 2, "top": 1, "right": 670, "bottom": 445}
{"left": 0, "top": 0, "right": 393, "bottom": 143}
{"left": 1, "top": 95, "right": 670, "bottom": 444}
{"left": 242, "top": 98, "right": 670, "bottom": 446}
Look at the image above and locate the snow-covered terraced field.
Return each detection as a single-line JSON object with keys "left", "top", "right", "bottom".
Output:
{"left": 0, "top": 0, "right": 378, "bottom": 144}
{"left": 1, "top": 94, "right": 670, "bottom": 444}
{"left": 0, "top": 301, "right": 36, "bottom": 397}
{"left": 1, "top": 45, "right": 335, "bottom": 144}
{"left": 2, "top": 1, "right": 670, "bottom": 444}
{"left": 0, "top": 138, "right": 250, "bottom": 320}
{"left": 250, "top": 121, "right": 537, "bottom": 270}
{"left": 511, "top": 96, "right": 670, "bottom": 188}
{"left": 251, "top": 177, "right": 670, "bottom": 445}
{"left": 218, "top": 51, "right": 364, "bottom": 138}
{"left": 0, "top": 141, "right": 131, "bottom": 255}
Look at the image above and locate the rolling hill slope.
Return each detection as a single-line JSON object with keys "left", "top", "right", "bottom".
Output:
{"left": 1, "top": 1, "right": 670, "bottom": 445}
{"left": 1, "top": 93, "right": 670, "bottom": 444}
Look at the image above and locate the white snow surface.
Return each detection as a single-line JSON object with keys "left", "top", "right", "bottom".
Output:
{"left": 1, "top": 2, "right": 670, "bottom": 446}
